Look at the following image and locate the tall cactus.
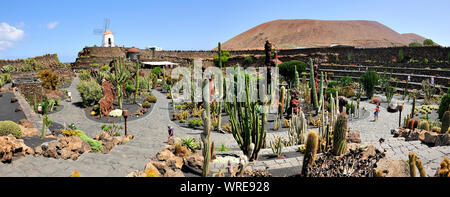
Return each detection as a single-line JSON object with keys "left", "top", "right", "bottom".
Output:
{"left": 288, "top": 111, "right": 308, "bottom": 145}
{"left": 110, "top": 57, "right": 130, "bottom": 109}
{"left": 216, "top": 42, "right": 223, "bottom": 132}
{"left": 225, "top": 72, "right": 267, "bottom": 161}
{"left": 411, "top": 95, "right": 416, "bottom": 118}
{"left": 279, "top": 86, "right": 286, "bottom": 119}
{"left": 134, "top": 61, "right": 140, "bottom": 104}
{"left": 317, "top": 72, "right": 324, "bottom": 111}
{"left": 201, "top": 79, "right": 213, "bottom": 177}
{"left": 309, "top": 58, "right": 318, "bottom": 110}
{"left": 301, "top": 130, "right": 319, "bottom": 176}
{"left": 333, "top": 113, "right": 348, "bottom": 155}
{"left": 294, "top": 67, "right": 300, "bottom": 89}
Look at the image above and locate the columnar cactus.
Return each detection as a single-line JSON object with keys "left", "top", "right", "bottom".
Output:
{"left": 411, "top": 95, "right": 416, "bottom": 118}
{"left": 317, "top": 72, "right": 324, "bottom": 111}
{"left": 201, "top": 80, "right": 213, "bottom": 177}
{"left": 288, "top": 111, "right": 308, "bottom": 145}
{"left": 225, "top": 72, "right": 267, "bottom": 161}
{"left": 279, "top": 86, "right": 286, "bottom": 118}
{"left": 216, "top": 42, "right": 223, "bottom": 132}
{"left": 110, "top": 57, "right": 130, "bottom": 109}
{"left": 294, "top": 68, "right": 300, "bottom": 89}
{"left": 333, "top": 113, "right": 348, "bottom": 156}
{"left": 441, "top": 111, "right": 450, "bottom": 133}
{"left": 270, "top": 136, "right": 284, "bottom": 158}
{"left": 309, "top": 59, "right": 318, "bottom": 110}
{"left": 408, "top": 152, "right": 417, "bottom": 177}
{"left": 408, "top": 119, "right": 420, "bottom": 130}
{"left": 133, "top": 61, "right": 140, "bottom": 104}
{"left": 301, "top": 130, "right": 319, "bottom": 176}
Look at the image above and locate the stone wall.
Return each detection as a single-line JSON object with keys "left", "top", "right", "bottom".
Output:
{"left": 0, "top": 54, "right": 61, "bottom": 70}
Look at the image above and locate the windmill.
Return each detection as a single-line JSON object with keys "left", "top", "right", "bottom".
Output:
{"left": 93, "top": 19, "right": 115, "bottom": 47}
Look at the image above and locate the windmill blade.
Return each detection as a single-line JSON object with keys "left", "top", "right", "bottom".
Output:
{"left": 104, "top": 18, "right": 110, "bottom": 31}
{"left": 93, "top": 28, "right": 104, "bottom": 35}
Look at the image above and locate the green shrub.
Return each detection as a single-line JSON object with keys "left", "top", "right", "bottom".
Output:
{"left": 423, "top": 39, "right": 434, "bottom": 46}
{"left": 1, "top": 65, "right": 17, "bottom": 73}
{"left": 328, "top": 81, "right": 338, "bottom": 88}
{"left": 278, "top": 60, "right": 308, "bottom": 86}
{"left": 125, "top": 82, "right": 134, "bottom": 98}
{"left": 398, "top": 49, "right": 404, "bottom": 63}
{"left": 77, "top": 80, "right": 103, "bottom": 107}
{"left": 152, "top": 67, "right": 162, "bottom": 75}
{"left": 37, "top": 69, "right": 59, "bottom": 90}
{"left": 76, "top": 130, "right": 103, "bottom": 152}
{"left": 214, "top": 50, "right": 230, "bottom": 66}
{"left": 0, "top": 121, "right": 23, "bottom": 138}
{"left": 146, "top": 95, "right": 157, "bottom": 103}
{"left": 340, "top": 76, "right": 353, "bottom": 86}
{"left": 360, "top": 71, "right": 380, "bottom": 98}
{"left": 142, "top": 101, "right": 152, "bottom": 108}
{"left": 99, "top": 65, "right": 110, "bottom": 72}
{"left": 1, "top": 73, "right": 11, "bottom": 83}
{"left": 409, "top": 42, "right": 422, "bottom": 47}
{"left": 243, "top": 56, "right": 254, "bottom": 66}
{"left": 326, "top": 88, "right": 338, "bottom": 98}
{"left": 438, "top": 92, "right": 450, "bottom": 120}
{"left": 188, "top": 118, "right": 203, "bottom": 128}
{"left": 79, "top": 72, "right": 90, "bottom": 81}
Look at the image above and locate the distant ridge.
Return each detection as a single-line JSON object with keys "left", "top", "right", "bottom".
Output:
{"left": 221, "top": 19, "right": 432, "bottom": 49}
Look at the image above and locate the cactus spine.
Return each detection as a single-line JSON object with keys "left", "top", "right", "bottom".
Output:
{"left": 309, "top": 58, "right": 318, "bottom": 110}
{"left": 201, "top": 79, "right": 213, "bottom": 177}
{"left": 333, "top": 113, "right": 348, "bottom": 155}
{"left": 301, "top": 130, "right": 319, "bottom": 176}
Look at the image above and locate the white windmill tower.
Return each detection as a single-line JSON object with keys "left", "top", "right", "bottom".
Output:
{"left": 94, "top": 19, "right": 115, "bottom": 47}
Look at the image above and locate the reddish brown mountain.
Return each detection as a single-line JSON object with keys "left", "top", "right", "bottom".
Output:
{"left": 221, "top": 19, "right": 429, "bottom": 49}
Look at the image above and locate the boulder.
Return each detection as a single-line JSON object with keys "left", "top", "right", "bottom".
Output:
{"left": 15, "top": 106, "right": 22, "bottom": 112}
{"left": 165, "top": 169, "right": 185, "bottom": 177}
{"left": 347, "top": 131, "right": 361, "bottom": 143}
{"left": 184, "top": 152, "right": 203, "bottom": 170}
{"left": 360, "top": 145, "right": 376, "bottom": 161}
{"left": 387, "top": 102, "right": 398, "bottom": 113}
{"left": 36, "top": 136, "right": 90, "bottom": 160}
{"left": 174, "top": 144, "right": 191, "bottom": 157}
{"left": 18, "top": 119, "right": 34, "bottom": 128}
{"left": 144, "top": 162, "right": 162, "bottom": 177}
{"left": 0, "top": 134, "right": 34, "bottom": 163}
{"left": 421, "top": 132, "right": 439, "bottom": 145}
{"left": 94, "top": 132, "right": 110, "bottom": 141}
{"left": 156, "top": 149, "right": 176, "bottom": 161}
{"left": 98, "top": 80, "right": 115, "bottom": 117}
{"left": 375, "top": 158, "right": 410, "bottom": 177}
{"left": 435, "top": 133, "right": 450, "bottom": 146}
{"left": 166, "top": 157, "right": 184, "bottom": 170}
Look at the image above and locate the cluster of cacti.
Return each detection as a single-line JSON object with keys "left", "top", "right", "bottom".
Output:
{"left": 224, "top": 72, "right": 267, "bottom": 161}
{"left": 418, "top": 120, "right": 430, "bottom": 131}
{"left": 442, "top": 111, "right": 450, "bottom": 133}
{"left": 309, "top": 59, "right": 318, "bottom": 110}
{"left": 437, "top": 157, "right": 450, "bottom": 177}
{"left": 408, "top": 152, "right": 427, "bottom": 177}
{"left": 301, "top": 130, "right": 319, "bottom": 176}
{"left": 333, "top": 113, "right": 348, "bottom": 156}
{"left": 288, "top": 111, "right": 308, "bottom": 145}
{"left": 110, "top": 57, "right": 130, "bottom": 109}
{"left": 200, "top": 80, "right": 214, "bottom": 177}
{"left": 270, "top": 136, "right": 285, "bottom": 158}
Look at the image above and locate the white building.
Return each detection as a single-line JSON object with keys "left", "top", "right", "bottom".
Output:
{"left": 146, "top": 46, "right": 163, "bottom": 51}
{"left": 102, "top": 30, "right": 115, "bottom": 47}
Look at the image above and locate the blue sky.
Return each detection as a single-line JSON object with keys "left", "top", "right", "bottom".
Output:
{"left": 0, "top": 0, "right": 449, "bottom": 62}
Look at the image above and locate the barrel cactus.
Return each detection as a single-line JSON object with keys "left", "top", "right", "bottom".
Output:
{"left": 333, "top": 113, "right": 348, "bottom": 156}
{"left": 407, "top": 119, "right": 420, "bottom": 130}
{"left": 301, "top": 130, "right": 319, "bottom": 176}
{"left": 0, "top": 120, "right": 23, "bottom": 138}
{"left": 418, "top": 120, "right": 430, "bottom": 131}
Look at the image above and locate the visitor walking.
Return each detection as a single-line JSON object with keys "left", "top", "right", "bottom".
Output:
{"left": 374, "top": 104, "right": 380, "bottom": 122}
{"left": 168, "top": 126, "right": 174, "bottom": 141}
{"left": 68, "top": 91, "right": 72, "bottom": 102}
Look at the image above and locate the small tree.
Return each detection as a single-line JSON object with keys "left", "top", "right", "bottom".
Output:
{"left": 423, "top": 39, "right": 434, "bottom": 46}
{"left": 409, "top": 42, "right": 422, "bottom": 47}
{"left": 278, "top": 60, "right": 307, "bottom": 87}
{"left": 360, "top": 71, "right": 380, "bottom": 99}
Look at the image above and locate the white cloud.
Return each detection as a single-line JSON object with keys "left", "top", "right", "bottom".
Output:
{"left": 0, "top": 22, "right": 25, "bottom": 51}
{"left": 46, "top": 21, "right": 60, "bottom": 30}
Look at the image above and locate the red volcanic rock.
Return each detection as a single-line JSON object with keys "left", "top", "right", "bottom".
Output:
{"left": 99, "top": 79, "right": 115, "bottom": 116}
